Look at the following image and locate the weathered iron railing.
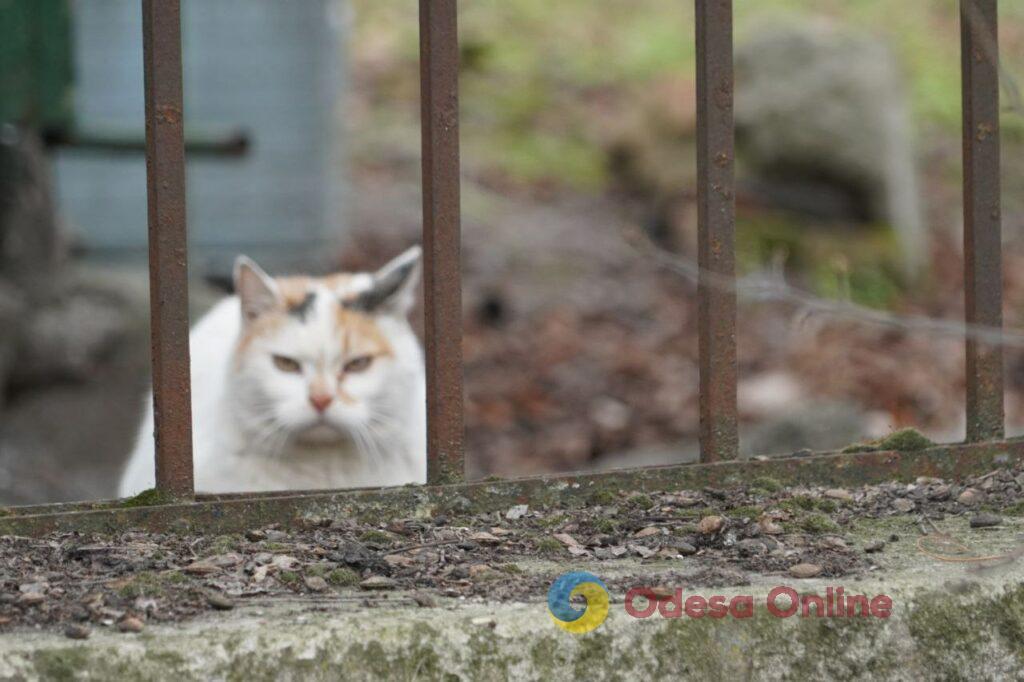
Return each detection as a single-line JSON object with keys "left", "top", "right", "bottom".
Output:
{"left": 0, "top": 0, "right": 1019, "bottom": 536}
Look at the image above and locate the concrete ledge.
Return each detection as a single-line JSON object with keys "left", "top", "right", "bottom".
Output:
{"left": 3, "top": 521, "right": 1023, "bottom": 681}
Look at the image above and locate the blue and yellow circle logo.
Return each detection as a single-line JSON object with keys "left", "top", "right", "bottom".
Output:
{"left": 547, "top": 571, "right": 609, "bottom": 633}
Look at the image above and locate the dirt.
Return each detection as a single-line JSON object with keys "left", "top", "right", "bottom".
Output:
{"left": 3, "top": 463, "right": 1023, "bottom": 637}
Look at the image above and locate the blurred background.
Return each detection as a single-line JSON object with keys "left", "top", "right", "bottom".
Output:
{"left": 3, "top": 0, "right": 1024, "bottom": 504}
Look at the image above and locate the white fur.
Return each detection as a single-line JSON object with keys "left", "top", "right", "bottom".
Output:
{"left": 118, "top": 250, "right": 426, "bottom": 496}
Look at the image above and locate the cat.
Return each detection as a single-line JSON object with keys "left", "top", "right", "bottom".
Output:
{"left": 118, "top": 246, "right": 426, "bottom": 496}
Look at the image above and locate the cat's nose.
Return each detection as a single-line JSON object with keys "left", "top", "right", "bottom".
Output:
{"left": 309, "top": 393, "right": 334, "bottom": 413}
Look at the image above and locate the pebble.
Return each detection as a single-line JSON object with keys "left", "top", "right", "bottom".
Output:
{"left": 205, "top": 592, "right": 235, "bottom": 611}
{"left": 553, "top": 533, "right": 580, "bottom": 547}
{"left": 633, "top": 526, "right": 660, "bottom": 539}
{"left": 411, "top": 592, "right": 437, "bottom": 608}
{"left": 892, "top": 498, "right": 915, "bottom": 513}
{"left": 957, "top": 488, "right": 982, "bottom": 506}
{"left": 64, "top": 624, "right": 90, "bottom": 640}
{"left": 505, "top": 505, "right": 529, "bottom": 520}
{"left": 928, "top": 485, "right": 951, "bottom": 501}
{"left": 183, "top": 560, "right": 220, "bottom": 575}
{"left": 666, "top": 539, "right": 697, "bottom": 556}
{"left": 17, "top": 592, "right": 45, "bottom": 607}
{"left": 244, "top": 529, "right": 266, "bottom": 542}
{"left": 970, "top": 513, "right": 1002, "bottom": 529}
{"left": 360, "top": 576, "right": 397, "bottom": 590}
{"left": 788, "top": 563, "right": 823, "bottom": 579}
{"left": 737, "top": 539, "right": 767, "bottom": 557}
{"left": 824, "top": 489, "right": 854, "bottom": 502}
{"left": 304, "top": 576, "right": 329, "bottom": 593}
{"left": 118, "top": 617, "right": 145, "bottom": 633}
{"left": 864, "top": 540, "right": 885, "bottom": 554}
{"left": 698, "top": 515, "right": 725, "bottom": 535}
{"left": 468, "top": 531, "right": 502, "bottom": 545}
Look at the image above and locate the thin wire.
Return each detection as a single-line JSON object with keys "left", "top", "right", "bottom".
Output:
{"left": 625, "top": 226, "right": 1024, "bottom": 348}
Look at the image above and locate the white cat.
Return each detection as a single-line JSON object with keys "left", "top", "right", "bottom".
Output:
{"left": 118, "top": 247, "right": 426, "bottom": 496}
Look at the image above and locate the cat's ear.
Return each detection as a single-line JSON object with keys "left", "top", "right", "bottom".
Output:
{"left": 347, "top": 246, "right": 422, "bottom": 316}
{"left": 234, "top": 255, "right": 281, "bottom": 322}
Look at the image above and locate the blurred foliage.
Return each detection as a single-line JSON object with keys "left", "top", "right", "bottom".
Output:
{"left": 736, "top": 211, "right": 906, "bottom": 308}
{"left": 351, "top": 0, "right": 1024, "bottom": 187}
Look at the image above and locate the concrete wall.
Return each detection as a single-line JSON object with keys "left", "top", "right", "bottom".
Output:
{"left": 55, "top": 0, "right": 347, "bottom": 276}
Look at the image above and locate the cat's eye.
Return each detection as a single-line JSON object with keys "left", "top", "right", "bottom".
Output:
{"left": 272, "top": 355, "right": 302, "bottom": 373}
{"left": 343, "top": 355, "right": 374, "bottom": 374}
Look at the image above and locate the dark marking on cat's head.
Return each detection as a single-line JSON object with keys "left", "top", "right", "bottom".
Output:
{"left": 342, "top": 251, "right": 420, "bottom": 314}
{"left": 288, "top": 292, "right": 317, "bottom": 321}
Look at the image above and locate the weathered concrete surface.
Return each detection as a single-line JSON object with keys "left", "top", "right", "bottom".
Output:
{"left": 2, "top": 517, "right": 1023, "bottom": 681}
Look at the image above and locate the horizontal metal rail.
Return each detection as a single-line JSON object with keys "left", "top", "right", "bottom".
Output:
{"left": 2, "top": 439, "right": 1021, "bottom": 537}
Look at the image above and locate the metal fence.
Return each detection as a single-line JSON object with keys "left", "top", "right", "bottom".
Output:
{"left": 0, "top": 0, "right": 1017, "bottom": 534}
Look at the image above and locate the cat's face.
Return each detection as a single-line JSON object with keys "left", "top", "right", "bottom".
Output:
{"left": 230, "top": 247, "right": 420, "bottom": 450}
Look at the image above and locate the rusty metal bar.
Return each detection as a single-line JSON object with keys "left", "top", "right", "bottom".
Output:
{"left": 3, "top": 439, "right": 1022, "bottom": 537}
{"left": 142, "top": 0, "right": 194, "bottom": 496}
{"left": 695, "top": 0, "right": 738, "bottom": 462}
{"left": 419, "top": 0, "right": 465, "bottom": 484}
{"left": 961, "top": 0, "right": 1004, "bottom": 442}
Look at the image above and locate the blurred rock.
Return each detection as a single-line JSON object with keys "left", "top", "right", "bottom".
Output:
{"left": 735, "top": 18, "right": 924, "bottom": 272}
{"left": 741, "top": 402, "right": 867, "bottom": 457}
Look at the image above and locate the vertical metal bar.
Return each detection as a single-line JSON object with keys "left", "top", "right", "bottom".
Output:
{"left": 695, "top": 0, "right": 738, "bottom": 462}
{"left": 961, "top": 0, "right": 1004, "bottom": 442}
{"left": 142, "top": 0, "right": 194, "bottom": 496}
{"left": 419, "top": 0, "right": 465, "bottom": 484}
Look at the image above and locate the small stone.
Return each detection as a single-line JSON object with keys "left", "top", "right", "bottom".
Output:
{"left": 17, "top": 592, "right": 45, "bottom": 607}
{"left": 205, "top": 592, "right": 235, "bottom": 611}
{"left": 632, "top": 545, "right": 657, "bottom": 558}
{"left": 117, "top": 617, "right": 145, "bottom": 633}
{"left": 928, "top": 485, "right": 951, "bottom": 501}
{"left": 271, "top": 555, "right": 299, "bottom": 570}
{"left": 384, "top": 554, "right": 414, "bottom": 568}
{"left": 633, "top": 526, "right": 660, "bottom": 539}
{"left": 304, "top": 576, "right": 329, "bottom": 593}
{"left": 737, "top": 539, "right": 766, "bottom": 556}
{"left": 411, "top": 592, "right": 437, "bottom": 608}
{"left": 892, "top": 498, "right": 915, "bottom": 513}
{"left": 649, "top": 586, "right": 674, "bottom": 600}
{"left": 788, "top": 563, "right": 823, "bottom": 579}
{"left": 864, "top": 540, "right": 885, "bottom": 554}
{"left": 567, "top": 546, "right": 591, "bottom": 557}
{"left": 468, "top": 564, "right": 497, "bottom": 579}
{"left": 64, "top": 624, "right": 90, "bottom": 640}
{"left": 970, "top": 513, "right": 1002, "bottom": 529}
{"left": 360, "top": 576, "right": 397, "bottom": 590}
{"left": 183, "top": 560, "right": 221, "bottom": 575}
{"left": 665, "top": 539, "right": 697, "bottom": 556}
{"left": 244, "top": 529, "right": 267, "bottom": 542}
{"left": 505, "top": 505, "right": 529, "bottom": 520}
{"left": 698, "top": 515, "right": 725, "bottom": 535}
{"left": 957, "top": 488, "right": 982, "bottom": 506}
{"left": 264, "top": 530, "right": 287, "bottom": 542}
{"left": 553, "top": 533, "right": 580, "bottom": 547}
{"left": 824, "top": 489, "right": 853, "bottom": 502}
{"left": 468, "top": 532, "right": 502, "bottom": 545}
